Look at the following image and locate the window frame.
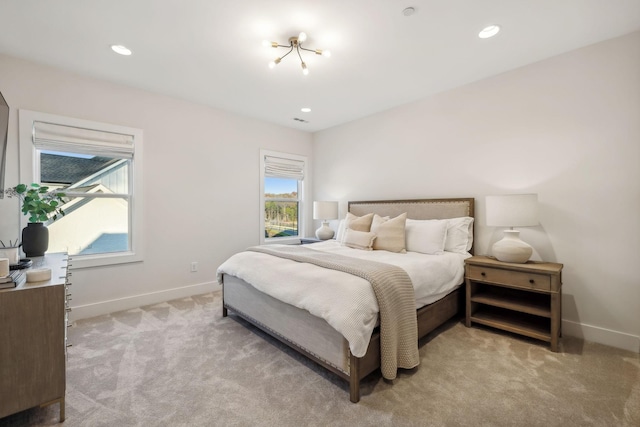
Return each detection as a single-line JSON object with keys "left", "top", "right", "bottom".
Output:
{"left": 19, "top": 109, "right": 144, "bottom": 269}
{"left": 260, "top": 149, "right": 307, "bottom": 245}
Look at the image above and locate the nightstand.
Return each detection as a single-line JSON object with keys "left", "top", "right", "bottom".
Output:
{"left": 464, "top": 255, "right": 563, "bottom": 351}
{"left": 300, "top": 237, "right": 323, "bottom": 245}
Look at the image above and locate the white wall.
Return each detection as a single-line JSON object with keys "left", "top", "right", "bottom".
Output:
{"left": 0, "top": 54, "right": 313, "bottom": 319}
{"left": 1, "top": 32, "right": 637, "bottom": 353}
{"left": 313, "top": 32, "right": 640, "bottom": 352}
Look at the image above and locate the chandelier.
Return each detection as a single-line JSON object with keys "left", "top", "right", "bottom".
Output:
{"left": 263, "top": 32, "right": 331, "bottom": 75}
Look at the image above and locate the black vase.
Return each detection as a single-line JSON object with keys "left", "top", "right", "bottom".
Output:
{"left": 22, "top": 222, "right": 49, "bottom": 257}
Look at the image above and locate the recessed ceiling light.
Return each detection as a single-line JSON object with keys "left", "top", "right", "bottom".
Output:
{"left": 478, "top": 25, "right": 500, "bottom": 39}
{"left": 111, "top": 45, "right": 132, "bottom": 56}
{"left": 301, "top": 107, "right": 311, "bottom": 113}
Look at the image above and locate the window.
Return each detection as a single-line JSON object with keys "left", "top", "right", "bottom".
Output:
{"left": 260, "top": 150, "right": 306, "bottom": 243}
{"left": 264, "top": 177, "right": 300, "bottom": 238}
{"left": 19, "top": 110, "right": 143, "bottom": 268}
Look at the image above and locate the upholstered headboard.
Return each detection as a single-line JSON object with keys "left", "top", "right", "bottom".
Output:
{"left": 348, "top": 198, "right": 475, "bottom": 254}
{"left": 349, "top": 198, "right": 474, "bottom": 220}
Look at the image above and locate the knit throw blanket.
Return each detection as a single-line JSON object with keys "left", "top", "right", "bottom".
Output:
{"left": 248, "top": 245, "right": 419, "bottom": 379}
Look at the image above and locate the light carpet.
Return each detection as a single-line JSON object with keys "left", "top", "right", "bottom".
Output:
{"left": 1, "top": 291, "right": 638, "bottom": 427}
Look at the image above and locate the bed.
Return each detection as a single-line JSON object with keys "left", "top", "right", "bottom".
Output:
{"left": 218, "top": 198, "right": 475, "bottom": 402}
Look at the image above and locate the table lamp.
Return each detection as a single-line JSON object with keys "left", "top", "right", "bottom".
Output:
{"left": 313, "top": 201, "right": 338, "bottom": 240}
{"left": 486, "top": 194, "right": 539, "bottom": 263}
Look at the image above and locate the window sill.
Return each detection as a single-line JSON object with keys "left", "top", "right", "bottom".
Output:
{"left": 67, "top": 250, "right": 143, "bottom": 269}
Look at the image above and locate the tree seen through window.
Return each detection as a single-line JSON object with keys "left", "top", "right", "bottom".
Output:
{"left": 264, "top": 177, "right": 299, "bottom": 238}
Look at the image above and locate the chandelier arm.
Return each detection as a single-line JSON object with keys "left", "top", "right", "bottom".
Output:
{"left": 296, "top": 44, "right": 304, "bottom": 63}
{"left": 299, "top": 46, "right": 318, "bottom": 54}
{"left": 279, "top": 45, "right": 295, "bottom": 60}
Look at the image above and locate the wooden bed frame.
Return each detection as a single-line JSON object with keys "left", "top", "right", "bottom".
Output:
{"left": 222, "top": 198, "right": 474, "bottom": 402}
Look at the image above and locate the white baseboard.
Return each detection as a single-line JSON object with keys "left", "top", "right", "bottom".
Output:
{"left": 562, "top": 319, "right": 640, "bottom": 353}
{"left": 69, "top": 281, "right": 221, "bottom": 322}
{"left": 69, "top": 286, "right": 640, "bottom": 354}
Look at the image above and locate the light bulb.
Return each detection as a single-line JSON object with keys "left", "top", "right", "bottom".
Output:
{"left": 298, "top": 32, "right": 307, "bottom": 43}
{"left": 301, "top": 62, "right": 309, "bottom": 75}
{"left": 262, "top": 40, "right": 270, "bottom": 47}
{"left": 322, "top": 50, "right": 331, "bottom": 58}
{"left": 268, "top": 57, "right": 281, "bottom": 69}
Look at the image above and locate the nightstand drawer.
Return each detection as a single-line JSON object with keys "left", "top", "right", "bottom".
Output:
{"left": 467, "top": 265, "right": 551, "bottom": 291}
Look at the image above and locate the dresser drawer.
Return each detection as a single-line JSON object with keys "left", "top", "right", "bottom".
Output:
{"left": 467, "top": 265, "right": 551, "bottom": 291}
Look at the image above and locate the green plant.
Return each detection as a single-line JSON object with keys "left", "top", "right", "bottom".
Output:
{"left": 2, "top": 183, "right": 66, "bottom": 223}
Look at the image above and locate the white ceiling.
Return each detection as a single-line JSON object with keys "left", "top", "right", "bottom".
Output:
{"left": 0, "top": 0, "right": 639, "bottom": 132}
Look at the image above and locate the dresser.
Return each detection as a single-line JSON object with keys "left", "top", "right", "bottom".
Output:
{"left": 0, "top": 253, "right": 70, "bottom": 421}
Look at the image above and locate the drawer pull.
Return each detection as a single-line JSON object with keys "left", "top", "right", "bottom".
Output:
{"left": 529, "top": 279, "right": 535, "bottom": 284}
{"left": 480, "top": 272, "right": 486, "bottom": 276}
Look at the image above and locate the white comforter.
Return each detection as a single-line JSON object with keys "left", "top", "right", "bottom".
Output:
{"left": 217, "top": 240, "right": 469, "bottom": 357}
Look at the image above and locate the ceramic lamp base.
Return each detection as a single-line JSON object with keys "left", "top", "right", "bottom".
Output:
{"left": 315, "top": 222, "right": 335, "bottom": 240}
{"left": 492, "top": 229, "right": 532, "bottom": 263}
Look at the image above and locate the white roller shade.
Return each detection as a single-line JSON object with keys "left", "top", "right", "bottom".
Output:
{"left": 264, "top": 154, "right": 304, "bottom": 180}
{"left": 33, "top": 121, "right": 135, "bottom": 159}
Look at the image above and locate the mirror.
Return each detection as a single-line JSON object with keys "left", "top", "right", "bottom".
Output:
{"left": 0, "top": 90, "right": 19, "bottom": 249}
{"left": 0, "top": 90, "right": 8, "bottom": 194}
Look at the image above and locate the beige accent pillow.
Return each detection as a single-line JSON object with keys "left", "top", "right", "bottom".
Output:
{"left": 370, "top": 213, "right": 407, "bottom": 253}
{"left": 342, "top": 229, "right": 376, "bottom": 251}
{"left": 345, "top": 212, "right": 374, "bottom": 232}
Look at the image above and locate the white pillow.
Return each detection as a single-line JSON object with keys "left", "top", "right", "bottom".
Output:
{"left": 444, "top": 217, "right": 474, "bottom": 254}
{"left": 370, "top": 213, "right": 407, "bottom": 253}
{"left": 405, "top": 219, "right": 448, "bottom": 255}
{"left": 335, "top": 219, "right": 346, "bottom": 241}
{"left": 342, "top": 229, "right": 376, "bottom": 251}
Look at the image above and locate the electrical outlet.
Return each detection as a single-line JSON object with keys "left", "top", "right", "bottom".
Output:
{"left": 190, "top": 262, "right": 198, "bottom": 272}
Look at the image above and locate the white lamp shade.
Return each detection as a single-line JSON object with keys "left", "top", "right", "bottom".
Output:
{"left": 486, "top": 194, "right": 539, "bottom": 227}
{"left": 313, "top": 201, "right": 338, "bottom": 220}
